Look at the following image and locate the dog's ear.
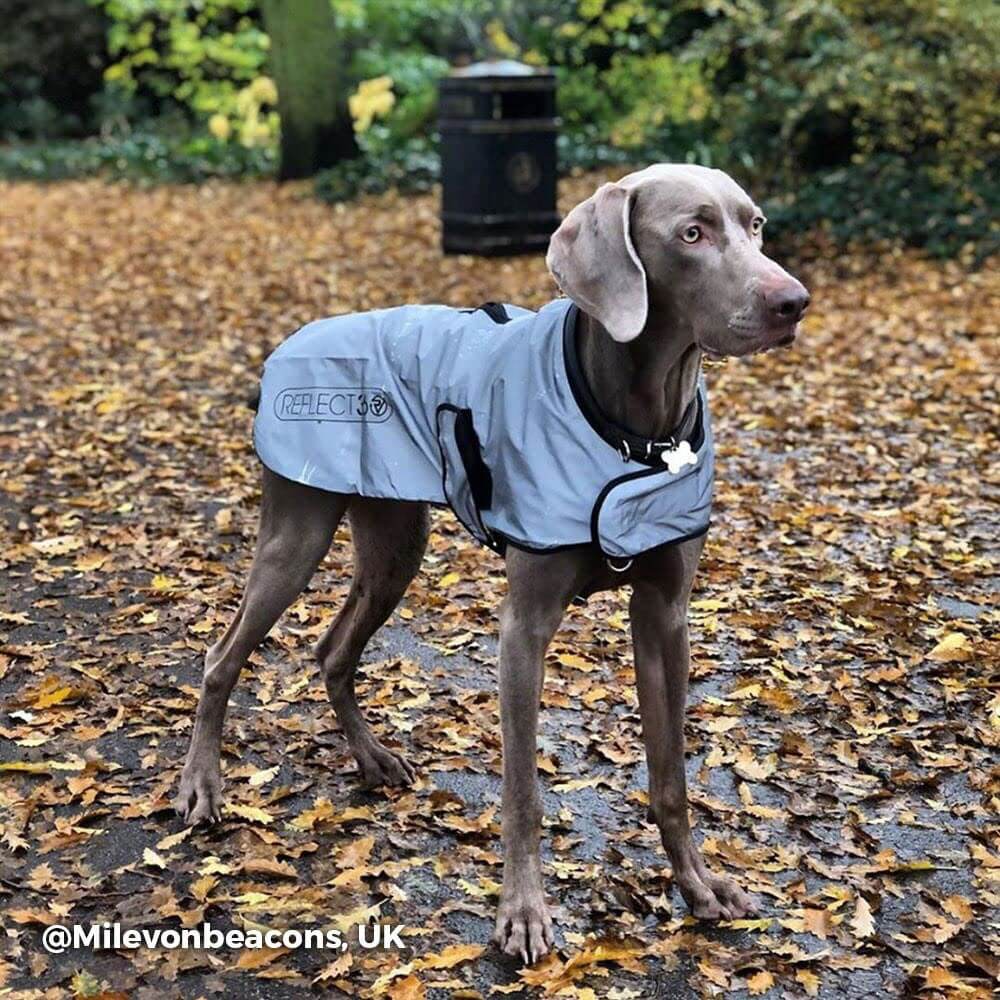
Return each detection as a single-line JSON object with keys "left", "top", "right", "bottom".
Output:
{"left": 546, "top": 182, "right": 648, "bottom": 343}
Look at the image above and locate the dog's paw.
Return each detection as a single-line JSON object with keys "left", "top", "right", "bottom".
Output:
{"left": 493, "top": 889, "right": 554, "bottom": 965}
{"left": 174, "top": 766, "right": 223, "bottom": 825}
{"left": 703, "top": 873, "right": 758, "bottom": 919}
{"left": 678, "top": 870, "right": 757, "bottom": 921}
{"left": 356, "top": 743, "right": 415, "bottom": 788}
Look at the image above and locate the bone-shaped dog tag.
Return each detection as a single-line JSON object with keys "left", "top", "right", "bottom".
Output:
{"left": 661, "top": 440, "right": 697, "bottom": 474}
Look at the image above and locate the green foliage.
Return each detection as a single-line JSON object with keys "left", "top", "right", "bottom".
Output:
{"left": 2, "top": 0, "right": 995, "bottom": 258}
{"left": 685, "top": 0, "right": 999, "bottom": 179}
{"left": 351, "top": 49, "right": 449, "bottom": 141}
{"left": 0, "top": 0, "right": 110, "bottom": 138}
{"left": 88, "top": 0, "right": 272, "bottom": 136}
{"left": 765, "top": 157, "right": 999, "bottom": 264}
{"left": 549, "top": 0, "right": 999, "bottom": 258}
{"left": 0, "top": 128, "right": 274, "bottom": 183}
{"left": 314, "top": 128, "right": 438, "bottom": 203}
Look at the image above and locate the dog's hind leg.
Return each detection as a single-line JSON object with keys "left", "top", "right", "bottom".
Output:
{"left": 175, "top": 468, "right": 347, "bottom": 824}
{"left": 316, "top": 497, "right": 429, "bottom": 788}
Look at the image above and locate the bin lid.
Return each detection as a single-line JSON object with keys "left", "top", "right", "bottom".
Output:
{"left": 451, "top": 59, "right": 546, "bottom": 78}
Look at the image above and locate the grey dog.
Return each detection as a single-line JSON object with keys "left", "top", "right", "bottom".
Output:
{"left": 175, "top": 164, "right": 809, "bottom": 963}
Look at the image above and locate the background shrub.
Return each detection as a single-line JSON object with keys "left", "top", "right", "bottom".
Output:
{"left": 0, "top": 0, "right": 995, "bottom": 259}
{"left": 0, "top": 0, "right": 110, "bottom": 138}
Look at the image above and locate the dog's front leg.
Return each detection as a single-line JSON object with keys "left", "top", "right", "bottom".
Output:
{"left": 492, "top": 550, "right": 580, "bottom": 963}
{"left": 630, "top": 577, "right": 757, "bottom": 920}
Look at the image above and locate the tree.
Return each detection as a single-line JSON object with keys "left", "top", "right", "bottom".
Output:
{"left": 260, "top": 0, "right": 358, "bottom": 180}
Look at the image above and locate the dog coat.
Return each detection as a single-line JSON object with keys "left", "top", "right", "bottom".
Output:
{"left": 253, "top": 298, "right": 714, "bottom": 559}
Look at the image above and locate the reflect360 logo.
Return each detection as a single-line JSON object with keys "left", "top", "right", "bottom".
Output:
{"left": 42, "top": 921, "right": 405, "bottom": 954}
{"left": 274, "top": 387, "right": 393, "bottom": 423}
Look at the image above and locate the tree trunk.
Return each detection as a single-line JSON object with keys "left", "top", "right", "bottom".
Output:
{"left": 260, "top": 0, "right": 359, "bottom": 180}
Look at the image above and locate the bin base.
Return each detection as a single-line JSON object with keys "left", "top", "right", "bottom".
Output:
{"left": 442, "top": 211, "right": 561, "bottom": 257}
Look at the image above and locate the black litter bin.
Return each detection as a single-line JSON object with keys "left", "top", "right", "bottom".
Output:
{"left": 439, "top": 59, "right": 559, "bottom": 256}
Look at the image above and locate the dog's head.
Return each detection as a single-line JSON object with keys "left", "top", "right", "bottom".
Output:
{"left": 546, "top": 164, "right": 808, "bottom": 357}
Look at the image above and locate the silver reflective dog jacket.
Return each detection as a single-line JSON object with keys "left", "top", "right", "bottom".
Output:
{"left": 253, "top": 298, "right": 714, "bottom": 559}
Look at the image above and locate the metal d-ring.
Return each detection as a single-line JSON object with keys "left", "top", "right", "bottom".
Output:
{"left": 607, "top": 556, "right": 633, "bottom": 573}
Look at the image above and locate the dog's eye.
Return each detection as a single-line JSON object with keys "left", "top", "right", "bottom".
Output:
{"left": 681, "top": 225, "right": 701, "bottom": 244}
{"left": 751, "top": 216, "right": 765, "bottom": 236}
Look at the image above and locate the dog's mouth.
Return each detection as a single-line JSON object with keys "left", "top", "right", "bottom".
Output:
{"left": 758, "top": 323, "right": 798, "bottom": 352}
{"left": 700, "top": 321, "right": 798, "bottom": 361}
{"left": 700, "top": 345, "right": 726, "bottom": 362}
{"left": 759, "top": 319, "right": 799, "bottom": 352}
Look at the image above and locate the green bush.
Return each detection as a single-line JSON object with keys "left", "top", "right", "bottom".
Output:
{"left": 551, "top": 0, "right": 999, "bottom": 258}
{"left": 0, "top": 127, "right": 274, "bottom": 183}
{"left": 86, "top": 0, "right": 279, "bottom": 148}
{"left": 314, "top": 128, "right": 437, "bottom": 203}
{"left": 686, "top": 0, "right": 999, "bottom": 180}
{"left": 90, "top": 0, "right": 270, "bottom": 117}
{"left": 0, "top": 0, "right": 110, "bottom": 138}
{"left": 2, "top": 0, "right": 995, "bottom": 259}
{"left": 765, "top": 157, "right": 998, "bottom": 265}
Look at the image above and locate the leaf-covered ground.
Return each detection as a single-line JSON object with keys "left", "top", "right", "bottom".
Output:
{"left": 0, "top": 177, "right": 997, "bottom": 1000}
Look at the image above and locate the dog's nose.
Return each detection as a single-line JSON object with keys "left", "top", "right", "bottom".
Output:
{"left": 766, "top": 284, "right": 810, "bottom": 322}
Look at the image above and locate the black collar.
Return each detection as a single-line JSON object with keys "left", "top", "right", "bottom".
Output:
{"left": 562, "top": 303, "right": 704, "bottom": 467}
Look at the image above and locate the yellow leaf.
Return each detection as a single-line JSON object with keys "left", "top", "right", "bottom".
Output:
{"left": 248, "top": 765, "right": 280, "bottom": 787}
{"left": 416, "top": 943, "right": 485, "bottom": 970}
{"left": 552, "top": 776, "right": 603, "bottom": 793}
{"left": 71, "top": 969, "right": 102, "bottom": 996}
{"left": 224, "top": 803, "right": 273, "bottom": 825}
{"left": 387, "top": 974, "right": 424, "bottom": 1000}
{"left": 313, "top": 952, "right": 353, "bottom": 982}
{"left": 795, "top": 969, "right": 821, "bottom": 996}
{"left": 690, "top": 598, "right": 727, "bottom": 611}
{"left": 330, "top": 901, "right": 382, "bottom": 932}
{"left": 156, "top": 828, "right": 192, "bottom": 851}
{"left": 457, "top": 877, "right": 501, "bottom": 899}
{"left": 726, "top": 918, "right": 773, "bottom": 932}
{"left": 940, "top": 895, "right": 973, "bottom": 923}
{"left": 558, "top": 652, "right": 596, "bottom": 671}
{"left": 31, "top": 535, "right": 82, "bottom": 556}
{"left": 851, "top": 895, "right": 876, "bottom": 938}
{"left": 0, "top": 759, "right": 85, "bottom": 773}
{"left": 698, "top": 959, "right": 729, "bottom": 988}
{"left": 290, "top": 797, "right": 336, "bottom": 831}
{"left": 746, "top": 970, "right": 774, "bottom": 995}
{"left": 190, "top": 874, "right": 218, "bottom": 901}
{"left": 74, "top": 552, "right": 108, "bottom": 572}
{"left": 242, "top": 858, "right": 297, "bottom": 878}
{"left": 8, "top": 908, "right": 60, "bottom": 926}
{"left": 924, "top": 967, "right": 961, "bottom": 989}
{"left": 336, "top": 834, "right": 375, "bottom": 870}
{"left": 928, "top": 632, "right": 971, "bottom": 662}
{"left": 143, "top": 847, "right": 167, "bottom": 869}
{"left": 208, "top": 114, "right": 231, "bottom": 141}
{"left": 32, "top": 686, "right": 76, "bottom": 709}
{"left": 199, "top": 856, "right": 232, "bottom": 876}
{"left": 151, "top": 574, "right": 179, "bottom": 591}
{"left": 733, "top": 747, "right": 777, "bottom": 782}
{"left": 439, "top": 571, "right": 461, "bottom": 588}
{"left": 235, "top": 946, "right": 289, "bottom": 970}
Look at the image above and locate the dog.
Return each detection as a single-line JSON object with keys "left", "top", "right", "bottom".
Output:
{"left": 175, "top": 164, "right": 809, "bottom": 963}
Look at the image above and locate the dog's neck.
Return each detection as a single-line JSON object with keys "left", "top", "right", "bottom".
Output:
{"left": 576, "top": 309, "right": 702, "bottom": 440}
